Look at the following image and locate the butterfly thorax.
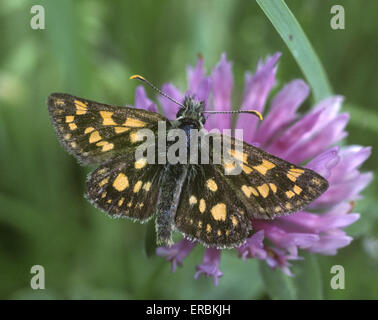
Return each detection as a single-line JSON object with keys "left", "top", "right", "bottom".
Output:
{"left": 174, "top": 96, "right": 205, "bottom": 128}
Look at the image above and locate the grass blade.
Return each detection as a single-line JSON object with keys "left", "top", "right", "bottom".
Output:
{"left": 256, "top": 0, "right": 332, "bottom": 102}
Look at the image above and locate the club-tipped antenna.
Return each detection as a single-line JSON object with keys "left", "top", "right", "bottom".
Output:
{"left": 130, "top": 74, "right": 185, "bottom": 108}
{"left": 202, "top": 109, "right": 263, "bottom": 121}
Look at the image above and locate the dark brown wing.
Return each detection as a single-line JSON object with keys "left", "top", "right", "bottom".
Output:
{"left": 47, "top": 93, "right": 166, "bottom": 164}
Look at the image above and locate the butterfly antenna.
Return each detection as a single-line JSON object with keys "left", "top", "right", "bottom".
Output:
{"left": 202, "top": 109, "right": 263, "bottom": 120}
{"left": 130, "top": 74, "right": 185, "bottom": 108}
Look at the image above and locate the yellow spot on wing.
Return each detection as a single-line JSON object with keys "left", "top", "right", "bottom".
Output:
{"left": 257, "top": 184, "right": 269, "bottom": 198}
{"left": 290, "top": 168, "right": 305, "bottom": 173}
{"left": 143, "top": 181, "right": 152, "bottom": 192}
{"left": 286, "top": 190, "right": 295, "bottom": 198}
{"left": 293, "top": 185, "right": 302, "bottom": 195}
{"left": 123, "top": 118, "right": 146, "bottom": 128}
{"left": 74, "top": 100, "right": 87, "bottom": 115}
{"left": 285, "top": 202, "right": 293, "bottom": 210}
{"left": 137, "top": 203, "right": 144, "bottom": 209}
{"left": 189, "top": 195, "right": 198, "bottom": 205}
{"left": 118, "top": 197, "right": 125, "bottom": 206}
{"left": 253, "top": 159, "right": 276, "bottom": 176}
{"left": 229, "top": 149, "right": 248, "bottom": 163}
{"left": 269, "top": 183, "right": 277, "bottom": 193}
{"left": 135, "top": 158, "right": 147, "bottom": 169}
{"left": 133, "top": 180, "right": 143, "bottom": 193}
{"left": 69, "top": 123, "right": 77, "bottom": 130}
{"left": 242, "top": 164, "right": 253, "bottom": 174}
{"left": 198, "top": 220, "right": 203, "bottom": 228}
{"left": 56, "top": 98, "right": 65, "bottom": 106}
{"left": 289, "top": 171, "right": 302, "bottom": 178}
{"left": 100, "top": 111, "right": 117, "bottom": 126}
{"left": 287, "top": 168, "right": 304, "bottom": 181}
{"left": 206, "top": 179, "right": 218, "bottom": 192}
{"left": 65, "top": 116, "right": 74, "bottom": 123}
{"left": 96, "top": 141, "right": 114, "bottom": 152}
{"left": 113, "top": 173, "right": 129, "bottom": 191}
{"left": 206, "top": 224, "right": 212, "bottom": 233}
{"left": 99, "top": 177, "right": 109, "bottom": 187}
{"left": 199, "top": 199, "right": 206, "bottom": 213}
{"left": 64, "top": 133, "right": 71, "bottom": 140}
{"left": 130, "top": 131, "right": 143, "bottom": 143}
{"left": 231, "top": 216, "right": 238, "bottom": 226}
{"left": 89, "top": 131, "right": 102, "bottom": 143}
{"left": 241, "top": 185, "right": 259, "bottom": 198}
{"left": 241, "top": 185, "right": 250, "bottom": 197}
{"left": 211, "top": 203, "right": 227, "bottom": 221}
{"left": 115, "top": 127, "right": 130, "bottom": 134}
{"left": 98, "top": 168, "right": 107, "bottom": 175}
{"left": 223, "top": 161, "right": 236, "bottom": 173}
{"left": 84, "top": 127, "right": 94, "bottom": 134}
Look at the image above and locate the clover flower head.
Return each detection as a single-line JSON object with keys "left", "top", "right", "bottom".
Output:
{"left": 135, "top": 53, "right": 372, "bottom": 285}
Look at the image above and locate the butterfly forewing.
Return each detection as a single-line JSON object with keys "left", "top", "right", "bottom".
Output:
{"left": 216, "top": 135, "right": 329, "bottom": 220}
{"left": 85, "top": 153, "right": 163, "bottom": 222}
{"left": 175, "top": 164, "right": 251, "bottom": 248}
{"left": 47, "top": 93, "right": 166, "bottom": 164}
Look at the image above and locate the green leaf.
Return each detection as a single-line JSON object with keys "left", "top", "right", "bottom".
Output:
{"left": 256, "top": 0, "right": 332, "bottom": 102}
{"left": 259, "top": 261, "right": 297, "bottom": 300}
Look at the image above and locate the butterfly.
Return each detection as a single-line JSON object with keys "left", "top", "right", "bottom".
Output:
{"left": 47, "top": 75, "right": 328, "bottom": 249}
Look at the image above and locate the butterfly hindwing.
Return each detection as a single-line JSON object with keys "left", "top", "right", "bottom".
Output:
{"left": 85, "top": 153, "right": 163, "bottom": 222}
{"left": 216, "top": 135, "right": 329, "bottom": 219}
{"left": 174, "top": 164, "right": 251, "bottom": 248}
{"left": 47, "top": 93, "right": 166, "bottom": 164}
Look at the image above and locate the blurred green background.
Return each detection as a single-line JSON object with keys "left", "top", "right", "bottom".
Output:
{"left": 0, "top": 0, "right": 377, "bottom": 299}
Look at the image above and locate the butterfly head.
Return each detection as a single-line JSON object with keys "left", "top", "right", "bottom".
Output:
{"left": 176, "top": 96, "right": 206, "bottom": 126}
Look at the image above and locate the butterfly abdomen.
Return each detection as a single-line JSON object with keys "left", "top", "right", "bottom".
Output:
{"left": 156, "top": 164, "right": 188, "bottom": 246}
